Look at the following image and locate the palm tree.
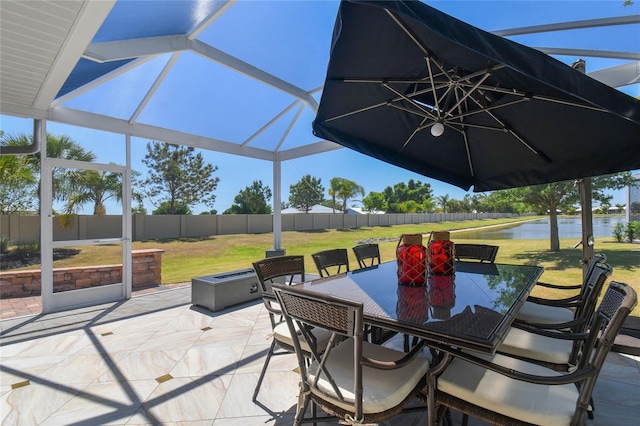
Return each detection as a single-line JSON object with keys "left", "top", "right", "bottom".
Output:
{"left": 436, "top": 194, "right": 450, "bottom": 213}
{"left": 422, "top": 196, "right": 437, "bottom": 213}
{"left": 63, "top": 170, "right": 123, "bottom": 215}
{"left": 0, "top": 154, "right": 38, "bottom": 213}
{"left": 328, "top": 177, "right": 344, "bottom": 213}
{"left": 43, "top": 134, "right": 96, "bottom": 204}
{"left": 336, "top": 178, "right": 365, "bottom": 214}
{"left": 1, "top": 132, "right": 96, "bottom": 209}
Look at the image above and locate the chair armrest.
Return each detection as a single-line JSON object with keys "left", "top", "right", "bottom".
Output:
{"left": 526, "top": 294, "right": 580, "bottom": 307}
{"left": 430, "top": 343, "right": 595, "bottom": 385}
{"left": 262, "top": 292, "right": 284, "bottom": 316}
{"left": 362, "top": 339, "right": 427, "bottom": 370}
{"left": 527, "top": 294, "right": 580, "bottom": 307}
{"left": 511, "top": 320, "right": 588, "bottom": 338}
{"left": 534, "top": 281, "right": 582, "bottom": 291}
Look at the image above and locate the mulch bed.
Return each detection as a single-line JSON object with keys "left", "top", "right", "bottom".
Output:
{"left": 0, "top": 248, "right": 80, "bottom": 271}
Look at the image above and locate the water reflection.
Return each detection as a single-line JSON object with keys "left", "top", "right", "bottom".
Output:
{"left": 456, "top": 216, "right": 626, "bottom": 240}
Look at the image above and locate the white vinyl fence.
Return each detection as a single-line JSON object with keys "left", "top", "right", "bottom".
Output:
{"left": 1, "top": 212, "right": 516, "bottom": 245}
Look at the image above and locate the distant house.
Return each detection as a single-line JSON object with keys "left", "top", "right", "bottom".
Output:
{"left": 281, "top": 205, "right": 387, "bottom": 214}
{"left": 281, "top": 204, "right": 334, "bottom": 214}
{"left": 347, "top": 207, "right": 385, "bottom": 215}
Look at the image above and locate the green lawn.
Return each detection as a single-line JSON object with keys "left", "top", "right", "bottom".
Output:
{"left": 18, "top": 215, "right": 640, "bottom": 315}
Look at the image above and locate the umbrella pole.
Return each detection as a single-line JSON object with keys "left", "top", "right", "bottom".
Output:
{"left": 572, "top": 59, "right": 594, "bottom": 279}
{"left": 579, "top": 178, "right": 595, "bottom": 280}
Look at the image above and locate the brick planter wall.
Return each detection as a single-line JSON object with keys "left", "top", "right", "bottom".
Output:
{"left": 0, "top": 249, "right": 164, "bottom": 298}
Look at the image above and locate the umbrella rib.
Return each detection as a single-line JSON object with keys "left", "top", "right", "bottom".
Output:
{"left": 323, "top": 80, "right": 447, "bottom": 123}
{"left": 453, "top": 98, "right": 531, "bottom": 121}
{"left": 402, "top": 117, "right": 429, "bottom": 149}
{"left": 454, "top": 86, "right": 476, "bottom": 178}
{"left": 385, "top": 10, "right": 429, "bottom": 56}
{"left": 446, "top": 71, "right": 493, "bottom": 116}
{"left": 448, "top": 122, "right": 507, "bottom": 132}
{"left": 462, "top": 129, "right": 475, "bottom": 178}
{"left": 426, "top": 55, "right": 443, "bottom": 117}
{"left": 532, "top": 95, "right": 607, "bottom": 112}
{"left": 459, "top": 83, "right": 607, "bottom": 113}
{"left": 388, "top": 102, "right": 438, "bottom": 121}
{"left": 323, "top": 102, "right": 387, "bottom": 122}
{"left": 466, "top": 94, "right": 552, "bottom": 162}
{"left": 384, "top": 82, "right": 439, "bottom": 119}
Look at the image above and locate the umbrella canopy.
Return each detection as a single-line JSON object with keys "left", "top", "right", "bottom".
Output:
{"left": 313, "top": 0, "right": 640, "bottom": 193}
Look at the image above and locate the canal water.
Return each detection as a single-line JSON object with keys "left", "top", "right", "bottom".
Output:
{"left": 456, "top": 216, "right": 626, "bottom": 240}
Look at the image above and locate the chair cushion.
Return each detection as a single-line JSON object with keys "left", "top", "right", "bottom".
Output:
{"left": 308, "top": 338, "right": 430, "bottom": 414}
{"left": 516, "top": 300, "right": 574, "bottom": 325}
{"left": 438, "top": 353, "right": 579, "bottom": 426}
{"left": 273, "top": 321, "right": 332, "bottom": 353}
{"left": 498, "top": 326, "right": 574, "bottom": 366}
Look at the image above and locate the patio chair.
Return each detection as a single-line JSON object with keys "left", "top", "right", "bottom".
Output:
{"left": 311, "top": 248, "right": 350, "bottom": 277}
{"left": 352, "top": 243, "right": 382, "bottom": 269}
{"left": 453, "top": 243, "right": 498, "bottom": 263}
{"left": 516, "top": 253, "right": 607, "bottom": 326}
{"left": 272, "top": 283, "right": 430, "bottom": 425}
{"left": 428, "top": 280, "right": 636, "bottom": 426}
{"left": 497, "top": 262, "right": 613, "bottom": 372}
{"left": 251, "top": 255, "right": 332, "bottom": 402}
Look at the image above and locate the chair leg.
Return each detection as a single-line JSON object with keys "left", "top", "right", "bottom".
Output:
{"left": 252, "top": 339, "right": 276, "bottom": 401}
{"left": 403, "top": 334, "right": 420, "bottom": 352}
{"left": 294, "top": 388, "right": 312, "bottom": 426}
{"left": 436, "top": 406, "right": 453, "bottom": 426}
{"left": 461, "top": 412, "right": 469, "bottom": 426}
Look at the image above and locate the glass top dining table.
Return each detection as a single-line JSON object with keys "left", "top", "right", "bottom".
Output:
{"left": 293, "top": 261, "right": 544, "bottom": 353}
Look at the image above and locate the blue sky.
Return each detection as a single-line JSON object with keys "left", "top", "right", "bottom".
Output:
{"left": 1, "top": 0, "right": 638, "bottom": 214}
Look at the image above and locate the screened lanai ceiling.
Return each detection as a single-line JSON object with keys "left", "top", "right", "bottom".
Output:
{"left": 1, "top": 0, "right": 639, "bottom": 163}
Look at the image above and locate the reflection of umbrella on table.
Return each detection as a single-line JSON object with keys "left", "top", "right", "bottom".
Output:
{"left": 313, "top": 1, "right": 640, "bottom": 265}
{"left": 313, "top": 0, "right": 640, "bottom": 191}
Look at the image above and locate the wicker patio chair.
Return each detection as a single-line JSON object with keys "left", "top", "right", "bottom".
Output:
{"left": 352, "top": 243, "right": 382, "bottom": 269}
{"left": 453, "top": 243, "right": 499, "bottom": 263}
{"left": 272, "top": 283, "right": 430, "bottom": 425}
{"left": 311, "top": 248, "right": 350, "bottom": 277}
{"left": 497, "top": 262, "right": 613, "bottom": 372}
{"left": 516, "top": 253, "right": 607, "bottom": 326}
{"left": 251, "top": 255, "right": 332, "bottom": 402}
{"left": 428, "top": 281, "right": 636, "bottom": 426}
{"left": 351, "top": 244, "right": 398, "bottom": 344}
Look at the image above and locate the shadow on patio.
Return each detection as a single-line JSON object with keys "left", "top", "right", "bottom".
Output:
{"left": 1, "top": 286, "right": 638, "bottom": 425}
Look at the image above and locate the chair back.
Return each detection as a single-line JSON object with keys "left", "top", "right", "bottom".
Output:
{"left": 561, "top": 262, "right": 612, "bottom": 366}
{"left": 576, "top": 252, "right": 607, "bottom": 301}
{"left": 352, "top": 243, "right": 381, "bottom": 269}
{"left": 252, "top": 255, "right": 305, "bottom": 327}
{"left": 312, "top": 248, "right": 350, "bottom": 277}
{"left": 454, "top": 244, "right": 498, "bottom": 263}
{"left": 574, "top": 281, "right": 637, "bottom": 420}
{"left": 272, "top": 283, "right": 365, "bottom": 417}
{"left": 574, "top": 262, "right": 613, "bottom": 331}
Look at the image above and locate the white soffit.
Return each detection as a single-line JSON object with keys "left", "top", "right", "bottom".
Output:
{"left": 0, "top": 0, "right": 115, "bottom": 111}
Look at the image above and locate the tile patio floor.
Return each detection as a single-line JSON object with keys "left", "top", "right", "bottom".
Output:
{"left": 1, "top": 285, "right": 639, "bottom": 425}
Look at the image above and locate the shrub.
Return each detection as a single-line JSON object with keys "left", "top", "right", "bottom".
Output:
{"left": 15, "top": 242, "right": 40, "bottom": 257}
{"left": 613, "top": 222, "right": 626, "bottom": 242}
{"left": 0, "top": 234, "right": 8, "bottom": 253}
{"left": 628, "top": 221, "right": 640, "bottom": 242}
